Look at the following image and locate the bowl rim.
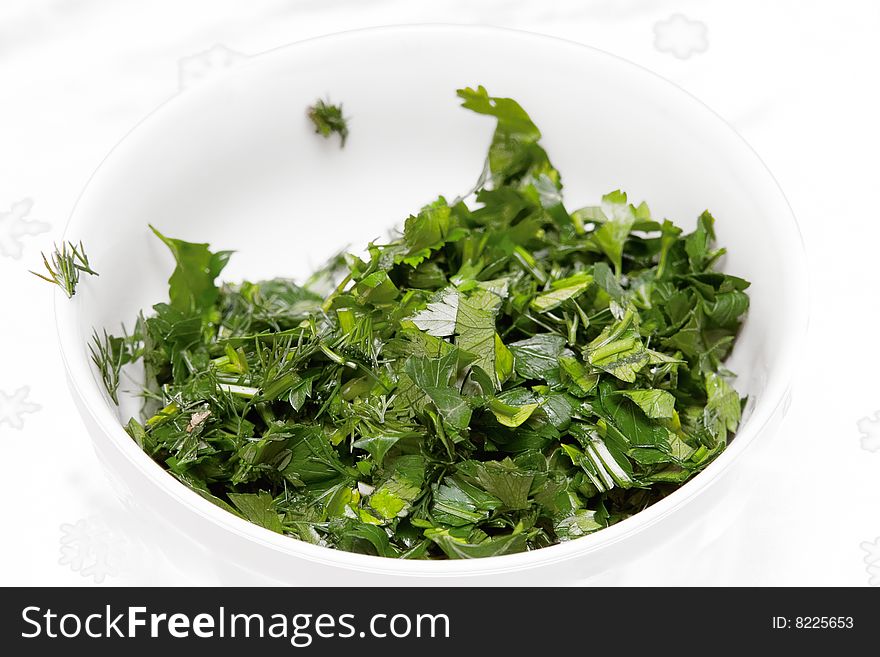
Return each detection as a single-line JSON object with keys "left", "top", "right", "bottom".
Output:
{"left": 55, "top": 23, "right": 809, "bottom": 577}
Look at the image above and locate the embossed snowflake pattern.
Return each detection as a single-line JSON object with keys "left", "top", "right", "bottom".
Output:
{"left": 59, "top": 517, "right": 128, "bottom": 584}
{"left": 857, "top": 412, "right": 880, "bottom": 452}
{"left": 861, "top": 537, "right": 880, "bottom": 586}
{"left": 178, "top": 44, "right": 248, "bottom": 90}
{"left": 653, "top": 14, "right": 709, "bottom": 60}
{"left": 0, "top": 198, "right": 50, "bottom": 259}
{"left": 0, "top": 386, "right": 40, "bottom": 430}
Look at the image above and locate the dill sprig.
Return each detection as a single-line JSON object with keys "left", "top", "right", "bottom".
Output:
{"left": 89, "top": 328, "right": 128, "bottom": 404}
{"left": 31, "top": 241, "right": 98, "bottom": 298}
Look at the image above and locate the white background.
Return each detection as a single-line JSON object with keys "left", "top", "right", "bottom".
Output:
{"left": 1, "top": 0, "right": 879, "bottom": 586}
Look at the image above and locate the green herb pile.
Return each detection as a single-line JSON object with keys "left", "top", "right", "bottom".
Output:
{"left": 103, "top": 86, "right": 749, "bottom": 559}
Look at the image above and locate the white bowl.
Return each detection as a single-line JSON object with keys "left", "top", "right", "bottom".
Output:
{"left": 57, "top": 25, "right": 807, "bottom": 585}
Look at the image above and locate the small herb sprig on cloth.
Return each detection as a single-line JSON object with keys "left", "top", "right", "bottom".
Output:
{"left": 31, "top": 241, "right": 98, "bottom": 297}
{"left": 102, "top": 86, "right": 749, "bottom": 559}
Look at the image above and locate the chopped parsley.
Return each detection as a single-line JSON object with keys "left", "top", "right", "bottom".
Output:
{"left": 98, "top": 86, "right": 749, "bottom": 559}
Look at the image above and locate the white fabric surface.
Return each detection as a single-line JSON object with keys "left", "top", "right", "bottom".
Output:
{"left": 1, "top": 0, "right": 878, "bottom": 586}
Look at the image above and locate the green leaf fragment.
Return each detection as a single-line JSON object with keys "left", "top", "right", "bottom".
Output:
{"left": 509, "top": 333, "right": 568, "bottom": 380}
{"left": 585, "top": 308, "right": 649, "bottom": 383}
{"left": 228, "top": 491, "right": 284, "bottom": 533}
{"left": 307, "top": 99, "right": 349, "bottom": 147}
{"left": 703, "top": 372, "right": 742, "bottom": 443}
{"left": 592, "top": 191, "right": 638, "bottom": 276}
{"left": 368, "top": 455, "right": 426, "bottom": 520}
{"left": 621, "top": 389, "right": 676, "bottom": 419}
{"left": 424, "top": 526, "right": 530, "bottom": 559}
{"left": 554, "top": 509, "right": 605, "bottom": 541}
{"left": 410, "top": 288, "right": 460, "bottom": 337}
{"left": 489, "top": 398, "right": 540, "bottom": 428}
{"left": 530, "top": 272, "right": 593, "bottom": 312}
{"left": 150, "top": 225, "right": 231, "bottom": 318}
{"left": 561, "top": 433, "right": 634, "bottom": 493}
{"left": 455, "top": 288, "right": 510, "bottom": 389}
{"left": 431, "top": 477, "right": 500, "bottom": 527}
{"left": 473, "top": 458, "right": 535, "bottom": 510}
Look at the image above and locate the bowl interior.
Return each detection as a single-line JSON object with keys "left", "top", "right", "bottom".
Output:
{"left": 59, "top": 26, "right": 806, "bottom": 575}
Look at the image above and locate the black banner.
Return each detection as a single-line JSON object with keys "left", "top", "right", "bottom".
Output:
{"left": 1, "top": 587, "right": 872, "bottom": 653}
